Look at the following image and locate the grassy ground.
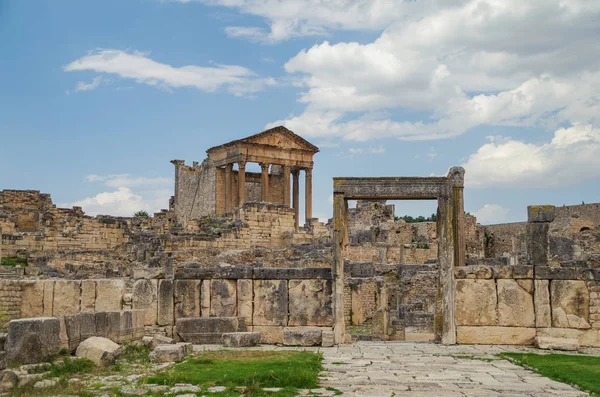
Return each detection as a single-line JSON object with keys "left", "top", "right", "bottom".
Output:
{"left": 145, "top": 350, "right": 324, "bottom": 394}
{"left": 8, "top": 347, "right": 330, "bottom": 397}
{"left": 502, "top": 352, "right": 600, "bottom": 396}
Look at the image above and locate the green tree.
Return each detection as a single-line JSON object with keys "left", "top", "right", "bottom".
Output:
{"left": 134, "top": 210, "right": 149, "bottom": 217}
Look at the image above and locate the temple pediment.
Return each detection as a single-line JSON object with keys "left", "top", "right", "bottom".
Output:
{"left": 207, "top": 125, "right": 319, "bottom": 154}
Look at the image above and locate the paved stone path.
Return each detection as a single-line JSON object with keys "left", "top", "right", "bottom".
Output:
{"left": 317, "top": 342, "right": 590, "bottom": 397}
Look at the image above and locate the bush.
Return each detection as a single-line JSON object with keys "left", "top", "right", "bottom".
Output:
{"left": 134, "top": 210, "right": 149, "bottom": 217}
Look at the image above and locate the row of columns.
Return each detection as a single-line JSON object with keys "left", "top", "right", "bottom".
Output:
{"left": 222, "top": 161, "right": 312, "bottom": 227}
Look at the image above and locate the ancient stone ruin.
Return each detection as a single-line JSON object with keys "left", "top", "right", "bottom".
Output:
{"left": 1, "top": 125, "right": 600, "bottom": 369}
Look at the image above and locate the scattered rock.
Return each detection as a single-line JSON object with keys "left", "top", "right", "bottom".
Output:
{"left": 76, "top": 336, "right": 123, "bottom": 366}
{"left": 150, "top": 335, "right": 174, "bottom": 350}
{"left": 33, "top": 378, "right": 59, "bottom": 388}
{"left": 169, "top": 383, "right": 200, "bottom": 393}
{"left": 263, "top": 387, "right": 282, "bottom": 392}
{"left": 120, "top": 386, "right": 148, "bottom": 395}
{"left": 222, "top": 332, "right": 261, "bottom": 347}
{"left": 0, "top": 370, "right": 18, "bottom": 393}
{"left": 150, "top": 344, "right": 185, "bottom": 363}
{"left": 208, "top": 386, "right": 227, "bottom": 392}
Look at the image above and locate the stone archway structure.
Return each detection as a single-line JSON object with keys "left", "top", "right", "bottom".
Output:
{"left": 332, "top": 167, "right": 465, "bottom": 344}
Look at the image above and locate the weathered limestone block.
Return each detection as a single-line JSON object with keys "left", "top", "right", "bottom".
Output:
{"left": 150, "top": 344, "right": 185, "bottom": 363}
{"left": 253, "top": 280, "right": 288, "bottom": 326}
{"left": 150, "top": 335, "right": 174, "bottom": 350}
{"left": 42, "top": 281, "right": 54, "bottom": 317}
{"left": 95, "top": 311, "right": 121, "bottom": 341}
{"left": 456, "top": 326, "right": 535, "bottom": 345}
{"left": 497, "top": 280, "right": 534, "bottom": 327}
{"left": 535, "top": 336, "right": 579, "bottom": 351}
{"left": 174, "top": 280, "right": 201, "bottom": 319}
{"left": 20, "top": 281, "right": 44, "bottom": 318}
{"left": 282, "top": 327, "right": 322, "bottom": 346}
{"left": 455, "top": 279, "right": 497, "bottom": 326}
{"left": 176, "top": 317, "right": 239, "bottom": 344}
{"left": 210, "top": 280, "right": 237, "bottom": 317}
{"left": 95, "top": 280, "right": 124, "bottom": 311}
{"left": 5, "top": 318, "right": 62, "bottom": 365}
{"left": 75, "top": 337, "right": 122, "bottom": 366}
{"left": 64, "top": 312, "right": 97, "bottom": 352}
{"left": 201, "top": 280, "right": 210, "bottom": 317}
{"left": 132, "top": 279, "right": 158, "bottom": 326}
{"left": 534, "top": 280, "right": 551, "bottom": 327}
{"left": 528, "top": 205, "right": 556, "bottom": 223}
{"left": 222, "top": 332, "right": 260, "bottom": 347}
{"left": 237, "top": 279, "right": 253, "bottom": 326}
{"left": 157, "top": 280, "right": 174, "bottom": 326}
{"left": 80, "top": 280, "right": 96, "bottom": 312}
{"left": 551, "top": 280, "right": 590, "bottom": 329}
{"left": 321, "top": 330, "right": 334, "bottom": 347}
{"left": 527, "top": 223, "right": 549, "bottom": 266}
{"left": 252, "top": 326, "right": 284, "bottom": 344}
{"left": 52, "top": 280, "right": 81, "bottom": 316}
{"left": 537, "top": 328, "right": 600, "bottom": 348}
{"left": 288, "top": 280, "right": 333, "bottom": 326}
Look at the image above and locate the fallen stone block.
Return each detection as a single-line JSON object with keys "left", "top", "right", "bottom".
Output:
{"left": 150, "top": 335, "right": 174, "bottom": 350}
{"left": 222, "top": 332, "right": 261, "bottom": 347}
{"left": 176, "top": 317, "right": 239, "bottom": 344}
{"left": 150, "top": 344, "right": 185, "bottom": 363}
{"left": 283, "top": 328, "right": 322, "bottom": 346}
{"left": 175, "top": 342, "right": 193, "bottom": 355}
{"left": 76, "top": 337, "right": 123, "bottom": 366}
{"left": 5, "top": 318, "right": 61, "bottom": 365}
{"left": 535, "top": 336, "right": 579, "bottom": 351}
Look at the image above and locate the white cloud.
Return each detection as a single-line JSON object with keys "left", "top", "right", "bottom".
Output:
{"left": 64, "top": 174, "right": 173, "bottom": 217}
{"left": 262, "top": 0, "right": 600, "bottom": 142}
{"left": 463, "top": 124, "right": 600, "bottom": 188}
{"left": 348, "top": 145, "right": 385, "bottom": 154}
{"left": 64, "top": 49, "right": 276, "bottom": 96}
{"left": 171, "top": 0, "right": 428, "bottom": 42}
{"left": 70, "top": 76, "right": 105, "bottom": 94}
{"left": 472, "top": 204, "right": 510, "bottom": 225}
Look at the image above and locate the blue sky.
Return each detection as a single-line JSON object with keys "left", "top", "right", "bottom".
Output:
{"left": 1, "top": 0, "right": 599, "bottom": 224}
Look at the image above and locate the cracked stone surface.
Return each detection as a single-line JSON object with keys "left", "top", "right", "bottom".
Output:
{"left": 318, "top": 342, "right": 591, "bottom": 396}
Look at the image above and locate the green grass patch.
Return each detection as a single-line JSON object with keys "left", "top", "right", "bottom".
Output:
{"left": 1, "top": 256, "right": 27, "bottom": 267}
{"left": 145, "top": 350, "right": 322, "bottom": 390}
{"left": 47, "top": 357, "right": 96, "bottom": 378}
{"left": 502, "top": 352, "right": 600, "bottom": 395}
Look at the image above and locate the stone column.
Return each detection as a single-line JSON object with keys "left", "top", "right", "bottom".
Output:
{"left": 332, "top": 192, "right": 348, "bottom": 344}
{"left": 237, "top": 161, "right": 246, "bottom": 207}
{"left": 436, "top": 193, "right": 456, "bottom": 345}
{"left": 224, "top": 163, "right": 233, "bottom": 212}
{"left": 448, "top": 167, "right": 466, "bottom": 266}
{"left": 292, "top": 169, "right": 300, "bottom": 229}
{"left": 282, "top": 165, "right": 291, "bottom": 206}
{"left": 260, "top": 163, "right": 270, "bottom": 202}
{"left": 305, "top": 167, "right": 313, "bottom": 223}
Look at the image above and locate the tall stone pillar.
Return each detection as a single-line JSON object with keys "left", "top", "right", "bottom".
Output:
{"left": 260, "top": 163, "right": 270, "bottom": 202}
{"left": 305, "top": 168, "right": 313, "bottom": 222}
{"left": 224, "top": 164, "right": 233, "bottom": 212}
{"left": 282, "top": 165, "right": 291, "bottom": 206}
{"left": 436, "top": 194, "right": 456, "bottom": 345}
{"left": 237, "top": 161, "right": 246, "bottom": 207}
{"left": 292, "top": 169, "right": 300, "bottom": 229}
{"left": 448, "top": 167, "right": 466, "bottom": 267}
{"left": 332, "top": 192, "right": 348, "bottom": 344}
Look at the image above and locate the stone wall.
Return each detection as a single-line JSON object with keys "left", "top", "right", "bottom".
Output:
{"left": 172, "top": 159, "right": 216, "bottom": 223}
{"left": 455, "top": 205, "right": 600, "bottom": 347}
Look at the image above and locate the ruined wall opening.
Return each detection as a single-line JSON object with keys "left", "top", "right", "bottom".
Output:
{"left": 332, "top": 168, "right": 465, "bottom": 345}
{"left": 344, "top": 198, "right": 441, "bottom": 342}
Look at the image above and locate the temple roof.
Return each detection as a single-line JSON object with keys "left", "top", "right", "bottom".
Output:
{"left": 206, "top": 125, "right": 319, "bottom": 154}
